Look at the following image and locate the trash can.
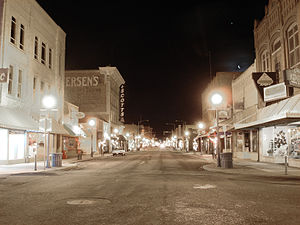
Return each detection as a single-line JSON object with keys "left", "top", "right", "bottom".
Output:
{"left": 52, "top": 153, "right": 62, "bottom": 167}
{"left": 221, "top": 152, "right": 233, "bottom": 168}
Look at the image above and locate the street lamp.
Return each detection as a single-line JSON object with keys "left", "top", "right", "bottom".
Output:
{"left": 197, "top": 122, "right": 205, "bottom": 153}
{"left": 211, "top": 92, "right": 223, "bottom": 167}
{"left": 88, "top": 118, "right": 96, "bottom": 158}
{"left": 41, "top": 95, "right": 57, "bottom": 170}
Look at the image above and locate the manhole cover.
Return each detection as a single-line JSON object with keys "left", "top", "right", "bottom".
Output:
{"left": 193, "top": 184, "right": 216, "bottom": 189}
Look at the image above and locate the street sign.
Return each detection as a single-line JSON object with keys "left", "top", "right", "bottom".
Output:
{"left": 0, "top": 68, "right": 8, "bottom": 83}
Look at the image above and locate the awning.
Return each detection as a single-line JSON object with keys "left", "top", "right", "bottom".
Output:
{"left": 63, "top": 124, "right": 86, "bottom": 137}
{"left": 0, "top": 107, "right": 39, "bottom": 131}
{"left": 39, "top": 118, "right": 69, "bottom": 135}
{"left": 50, "top": 119, "right": 69, "bottom": 135}
{"left": 235, "top": 94, "right": 300, "bottom": 130}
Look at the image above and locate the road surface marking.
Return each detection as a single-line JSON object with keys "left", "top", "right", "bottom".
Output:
{"left": 193, "top": 184, "right": 216, "bottom": 189}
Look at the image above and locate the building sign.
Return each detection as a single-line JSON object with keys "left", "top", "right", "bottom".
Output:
{"left": 0, "top": 68, "right": 8, "bottom": 83}
{"left": 264, "top": 82, "right": 287, "bottom": 102}
{"left": 252, "top": 72, "right": 278, "bottom": 99}
{"left": 119, "top": 84, "right": 125, "bottom": 123}
{"left": 283, "top": 68, "right": 300, "bottom": 88}
{"left": 218, "top": 109, "right": 231, "bottom": 120}
{"left": 65, "top": 75, "right": 100, "bottom": 87}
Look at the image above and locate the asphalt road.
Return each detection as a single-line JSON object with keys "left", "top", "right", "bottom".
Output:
{"left": 0, "top": 150, "right": 299, "bottom": 225}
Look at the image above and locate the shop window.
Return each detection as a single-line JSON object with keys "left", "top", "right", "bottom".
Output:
{"left": 19, "top": 24, "right": 25, "bottom": 50}
{"left": 252, "top": 130, "right": 258, "bottom": 152}
{"left": 8, "top": 131, "right": 25, "bottom": 160}
{"left": 0, "top": 129, "right": 8, "bottom": 160}
{"left": 10, "top": 16, "right": 16, "bottom": 44}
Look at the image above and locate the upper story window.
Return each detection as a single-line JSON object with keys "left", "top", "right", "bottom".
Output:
{"left": 17, "top": 70, "right": 22, "bottom": 98}
{"left": 288, "top": 24, "right": 300, "bottom": 67}
{"left": 40, "top": 81, "right": 44, "bottom": 94}
{"left": 261, "top": 50, "right": 270, "bottom": 71}
{"left": 33, "top": 77, "right": 36, "bottom": 96}
{"left": 19, "top": 24, "right": 24, "bottom": 50}
{"left": 272, "top": 39, "right": 281, "bottom": 53}
{"left": 8, "top": 66, "right": 13, "bottom": 95}
{"left": 10, "top": 17, "right": 16, "bottom": 44}
{"left": 49, "top": 48, "right": 52, "bottom": 69}
{"left": 41, "top": 42, "right": 46, "bottom": 65}
{"left": 34, "top": 37, "right": 38, "bottom": 59}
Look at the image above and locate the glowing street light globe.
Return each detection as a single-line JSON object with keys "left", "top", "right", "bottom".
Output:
{"left": 185, "top": 131, "right": 190, "bottom": 136}
{"left": 113, "top": 128, "right": 119, "bottom": 134}
{"left": 211, "top": 93, "right": 223, "bottom": 105}
{"left": 42, "top": 95, "right": 56, "bottom": 109}
{"left": 198, "top": 122, "right": 204, "bottom": 129}
{"left": 88, "top": 118, "right": 96, "bottom": 127}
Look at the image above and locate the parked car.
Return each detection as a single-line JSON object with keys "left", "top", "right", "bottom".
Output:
{"left": 112, "top": 148, "right": 126, "bottom": 156}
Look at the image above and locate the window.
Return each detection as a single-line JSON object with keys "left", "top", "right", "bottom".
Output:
{"left": 49, "top": 48, "right": 52, "bottom": 69}
{"left": 41, "top": 42, "right": 46, "bottom": 64}
{"left": 33, "top": 77, "right": 36, "bottom": 96}
{"left": 40, "top": 81, "right": 44, "bottom": 93}
{"left": 34, "top": 37, "right": 38, "bottom": 59}
{"left": 273, "top": 39, "right": 281, "bottom": 53}
{"left": 17, "top": 70, "right": 22, "bottom": 98}
{"left": 288, "top": 24, "right": 300, "bottom": 67}
{"left": 261, "top": 51, "right": 270, "bottom": 71}
{"left": 10, "top": 17, "right": 16, "bottom": 44}
{"left": 8, "top": 66, "right": 13, "bottom": 95}
{"left": 19, "top": 24, "right": 24, "bottom": 50}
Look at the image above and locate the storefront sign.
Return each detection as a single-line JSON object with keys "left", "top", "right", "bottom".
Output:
{"left": 252, "top": 72, "right": 278, "bottom": 99}
{"left": 0, "top": 68, "right": 8, "bottom": 83}
{"left": 119, "top": 84, "right": 125, "bottom": 123}
{"left": 65, "top": 75, "right": 100, "bottom": 87}
{"left": 283, "top": 68, "right": 300, "bottom": 88}
{"left": 218, "top": 109, "right": 231, "bottom": 119}
{"left": 264, "top": 82, "right": 287, "bottom": 102}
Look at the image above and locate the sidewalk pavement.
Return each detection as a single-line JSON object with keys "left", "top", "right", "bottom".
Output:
{"left": 189, "top": 152, "right": 300, "bottom": 177}
{"left": 0, "top": 153, "right": 107, "bottom": 176}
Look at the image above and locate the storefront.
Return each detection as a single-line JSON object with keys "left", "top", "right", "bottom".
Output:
{"left": 0, "top": 107, "right": 39, "bottom": 165}
{"left": 235, "top": 94, "right": 300, "bottom": 167}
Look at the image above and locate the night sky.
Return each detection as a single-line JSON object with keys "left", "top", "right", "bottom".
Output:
{"left": 37, "top": 0, "right": 268, "bottom": 137}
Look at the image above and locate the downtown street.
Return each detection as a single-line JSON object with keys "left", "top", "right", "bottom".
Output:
{"left": 0, "top": 150, "right": 300, "bottom": 225}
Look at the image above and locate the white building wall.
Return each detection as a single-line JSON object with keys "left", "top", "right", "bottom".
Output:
{"left": 0, "top": 0, "right": 66, "bottom": 121}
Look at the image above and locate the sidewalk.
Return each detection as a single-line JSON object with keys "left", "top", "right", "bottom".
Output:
{"left": 0, "top": 153, "right": 106, "bottom": 176}
{"left": 191, "top": 152, "right": 300, "bottom": 177}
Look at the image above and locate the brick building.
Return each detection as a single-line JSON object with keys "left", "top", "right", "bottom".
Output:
{"left": 65, "top": 67, "right": 125, "bottom": 153}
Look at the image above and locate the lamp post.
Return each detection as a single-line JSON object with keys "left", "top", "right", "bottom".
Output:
{"left": 88, "top": 118, "right": 96, "bottom": 158}
{"left": 41, "top": 95, "right": 57, "bottom": 170}
{"left": 197, "top": 122, "right": 205, "bottom": 153}
{"left": 211, "top": 92, "right": 223, "bottom": 167}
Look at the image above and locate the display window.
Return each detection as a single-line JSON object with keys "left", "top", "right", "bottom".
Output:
{"left": 0, "top": 129, "right": 8, "bottom": 160}
{"left": 8, "top": 131, "right": 25, "bottom": 160}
